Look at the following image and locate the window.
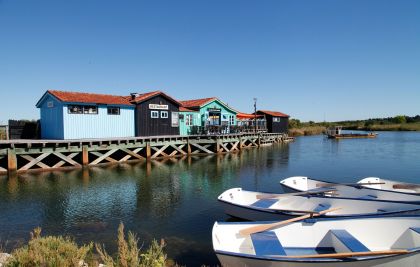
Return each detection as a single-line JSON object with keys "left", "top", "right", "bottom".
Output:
{"left": 83, "top": 106, "right": 98, "bottom": 114}
{"left": 185, "top": 114, "right": 193, "bottom": 126}
{"left": 151, "top": 111, "right": 159, "bottom": 118}
{"left": 68, "top": 105, "right": 83, "bottom": 114}
{"left": 171, "top": 112, "right": 179, "bottom": 127}
{"left": 68, "top": 105, "right": 98, "bottom": 114}
{"left": 107, "top": 107, "right": 120, "bottom": 115}
{"left": 229, "top": 115, "right": 235, "bottom": 125}
{"left": 161, "top": 111, "right": 168, "bottom": 118}
{"left": 47, "top": 101, "right": 54, "bottom": 108}
{"left": 273, "top": 117, "right": 281, "bottom": 122}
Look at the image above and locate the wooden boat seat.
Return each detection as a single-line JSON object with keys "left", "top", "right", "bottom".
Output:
{"left": 314, "top": 203, "right": 331, "bottom": 213}
{"left": 330, "top": 230, "right": 370, "bottom": 252}
{"left": 251, "top": 199, "right": 278, "bottom": 209}
{"left": 250, "top": 231, "right": 286, "bottom": 256}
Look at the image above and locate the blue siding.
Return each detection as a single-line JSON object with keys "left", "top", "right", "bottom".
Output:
{"left": 39, "top": 95, "right": 64, "bottom": 139}
{"left": 63, "top": 105, "right": 135, "bottom": 139}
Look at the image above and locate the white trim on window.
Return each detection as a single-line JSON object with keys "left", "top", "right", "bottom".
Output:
{"left": 151, "top": 110, "right": 159, "bottom": 118}
{"left": 161, "top": 111, "right": 168, "bottom": 118}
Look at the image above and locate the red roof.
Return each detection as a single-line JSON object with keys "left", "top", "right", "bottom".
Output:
{"left": 257, "top": 110, "right": 289, "bottom": 117}
{"left": 179, "top": 97, "right": 217, "bottom": 109}
{"left": 237, "top": 113, "right": 264, "bottom": 119}
{"left": 127, "top": 91, "right": 181, "bottom": 106}
{"left": 47, "top": 90, "right": 133, "bottom": 106}
{"left": 179, "top": 107, "right": 198, "bottom": 112}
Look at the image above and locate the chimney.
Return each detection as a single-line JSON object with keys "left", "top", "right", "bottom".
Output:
{"left": 130, "top": 93, "right": 138, "bottom": 100}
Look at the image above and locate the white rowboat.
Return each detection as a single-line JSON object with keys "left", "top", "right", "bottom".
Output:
{"left": 280, "top": 176, "right": 420, "bottom": 203}
{"left": 218, "top": 188, "right": 420, "bottom": 221}
{"left": 213, "top": 216, "right": 420, "bottom": 266}
{"left": 358, "top": 177, "right": 420, "bottom": 194}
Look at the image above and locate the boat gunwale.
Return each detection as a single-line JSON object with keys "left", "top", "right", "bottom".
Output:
{"left": 214, "top": 248, "right": 420, "bottom": 263}
{"left": 280, "top": 177, "right": 420, "bottom": 197}
{"left": 217, "top": 194, "right": 420, "bottom": 218}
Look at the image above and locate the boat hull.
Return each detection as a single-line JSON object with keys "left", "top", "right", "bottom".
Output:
{"left": 219, "top": 198, "right": 420, "bottom": 221}
{"left": 327, "top": 133, "right": 377, "bottom": 139}
{"left": 219, "top": 199, "right": 294, "bottom": 221}
{"left": 216, "top": 252, "right": 420, "bottom": 267}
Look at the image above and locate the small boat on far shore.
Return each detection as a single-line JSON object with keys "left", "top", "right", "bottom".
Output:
{"left": 212, "top": 216, "right": 420, "bottom": 267}
{"left": 326, "top": 126, "right": 377, "bottom": 139}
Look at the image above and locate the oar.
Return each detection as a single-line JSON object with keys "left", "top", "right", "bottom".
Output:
{"left": 269, "top": 249, "right": 408, "bottom": 259}
{"left": 393, "top": 184, "right": 420, "bottom": 190}
{"left": 256, "top": 188, "right": 337, "bottom": 199}
{"left": 239, "top": 207, "right": 341, "bottom": 236}
{"left": 315, "top": 182, "right": 385, "bottom": 188}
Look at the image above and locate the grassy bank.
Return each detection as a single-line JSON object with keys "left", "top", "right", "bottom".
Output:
{"left": 288, "top": 126, "right": 326, "bottom": 137}
{"left": 345, "top": 122, "right": 420, "bottom": 132}
{"left": 1, "top": 223, "right": 176, "bottom": 267}
{"left": 0, "top": 128, "right": 6, "bottom": 140}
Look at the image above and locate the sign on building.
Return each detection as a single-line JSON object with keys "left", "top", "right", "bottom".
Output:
{"left": 149, "top": 104, "right": 169, "bottom": 110}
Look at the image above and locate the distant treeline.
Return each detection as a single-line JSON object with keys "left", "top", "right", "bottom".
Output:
{"left": 335, "top": 115, "right": 420, "bottom": 126}
{"left": 289, "top": 115, "right": 420, "bottom": 133}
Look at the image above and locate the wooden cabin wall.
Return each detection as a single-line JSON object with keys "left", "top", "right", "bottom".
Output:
{"left": 135, "top": 95, "right": 180, "bottom": 136}
{"left": 271, "top": 116, "right": 289, "bottom": 133}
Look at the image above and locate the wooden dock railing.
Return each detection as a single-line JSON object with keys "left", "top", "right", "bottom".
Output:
{"left": 0, "top": 133, "right": 292, "bottom": 174}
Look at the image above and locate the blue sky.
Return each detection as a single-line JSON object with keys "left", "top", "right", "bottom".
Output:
{"left": 0, "top": 0, "right": 419, "bottom": 123}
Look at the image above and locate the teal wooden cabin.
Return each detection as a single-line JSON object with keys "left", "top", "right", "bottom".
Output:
{"left": 179, "top": 97, "right": 237, "bottom": 135}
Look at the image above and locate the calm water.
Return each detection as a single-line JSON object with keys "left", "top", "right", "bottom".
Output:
{"left": 1, "top": 132, "right": 420, "bottom": 266}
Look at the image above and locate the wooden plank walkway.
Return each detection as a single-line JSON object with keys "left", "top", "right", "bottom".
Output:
{"left": 0, "top": 133, "right": 293, "bottom": 174}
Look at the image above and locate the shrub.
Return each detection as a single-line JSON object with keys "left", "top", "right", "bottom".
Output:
{"left": 96, "top": 223, "right": 167, "bottom": 267}
{"left": 6, "top": 227, "right": 93, "bottom": 267}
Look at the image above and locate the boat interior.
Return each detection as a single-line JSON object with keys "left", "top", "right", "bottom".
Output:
{"left": 220, "top": 188, "right": 420, "bottom": 216}
{"left": 214, "top": 219, "right": 420, "bottom": 258}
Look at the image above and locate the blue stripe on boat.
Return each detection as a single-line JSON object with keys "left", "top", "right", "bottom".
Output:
{"left": 251, "top": 231, "right": 286, "bottom": 256}
{"left": 251, "top": 199, "right": 278, "bottom": 209}
{"left": 284, "top": 247, "right": 336, "bottom": 256}
{"left": 331, "top": 229, "right": 370, "bottom": 252}
{"left": 314, "top": 203, "right": 331, "bottom": 213}
{"left": 410, "top": 227, "right": 420, "bottom": 234}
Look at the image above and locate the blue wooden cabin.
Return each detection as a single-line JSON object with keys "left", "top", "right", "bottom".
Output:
{"left": 36, "top": 90, "right": 135, "bottom": 139}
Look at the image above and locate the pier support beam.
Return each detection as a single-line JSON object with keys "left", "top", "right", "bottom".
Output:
{"left": 82, "top": 145, "right": 89, "bottom": 166}
{"left": 216, "top": 139, "right": 222, "bottom": 154}
{"left": 146, "top": 143, "right": 152, "bottom": 159}
{"left": 187, "top": 138, "right": 192, "bottom": 155}
{"left": 7, "top": 148, "right": 17, "bottom": 173}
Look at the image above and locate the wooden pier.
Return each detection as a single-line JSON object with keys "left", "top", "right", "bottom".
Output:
{"left": 0, "top": 133, "right": 292, "bottom": 174}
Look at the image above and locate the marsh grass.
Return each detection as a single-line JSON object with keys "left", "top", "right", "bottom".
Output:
{"left": 288, "top": 126, "right": 326, "bottom": 137}
{"left": 6, "top": 227, "right": 93, "bottom": 267}
{"left": 95, "top": 223, "right": 166, "bottom": 267}
{"left": 0, "top": 128, "right": 6, "bottom": 140}
{"left": 4, "top": 224, "right": 169, "bottom": 267}
{"left": 361, "top": 123, "right": 420, "bottom": 131}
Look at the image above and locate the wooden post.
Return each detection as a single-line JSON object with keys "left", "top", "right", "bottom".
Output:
{"left": 146, "top": 142, "right": 152, "bottom": 159}
{"left": 257, "top": 134, "right": 261, "bottom": 147}
{"left": 7, "top": 148, "right": 17, "bottom": 173}
{"left": 82, "top": 145, "right": 89, "bottom": 166}
{"left": 216, "top": 138, "right": 222, "bottom": 154}
{"left": 187, "top": 138, "right": 192, "bottom": 155}
{"left": 239, "top": 136, "right": 244, "bottom": 151}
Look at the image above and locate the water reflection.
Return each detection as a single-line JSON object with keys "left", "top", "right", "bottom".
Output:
{"left": 0, "top": 144, "right": 291, "bottom": 265}
{"left": 1, "top": 132, "right": 419, "bottom": 266}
